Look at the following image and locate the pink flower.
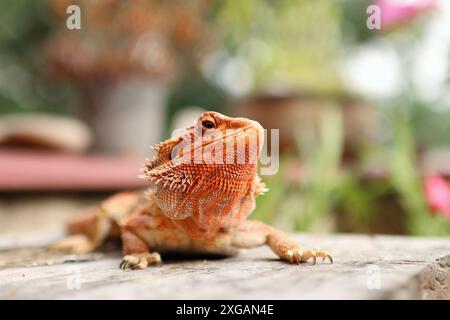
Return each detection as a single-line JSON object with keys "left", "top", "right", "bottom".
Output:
{"left": 423, "top": 174, "right": 450, "bottom": 220}
{"left": 376, "top": 0, "right": 439, "bottom": 29}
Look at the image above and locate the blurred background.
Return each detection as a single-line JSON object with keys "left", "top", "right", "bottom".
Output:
{"left": 0, "top": 0, "right": 449, "bottom": 246}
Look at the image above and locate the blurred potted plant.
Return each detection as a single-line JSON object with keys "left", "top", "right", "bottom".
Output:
{"left": 334, "top": 0, "right": 449, "bottom": 235}
{"left": 210, "top": 0, "right": 379, "bottom": 155}
{"left": 250, "top": 0, "right": 449, "bottom": 236}
{"left": 45, "top": 0, "right": 214, "bottom": 157}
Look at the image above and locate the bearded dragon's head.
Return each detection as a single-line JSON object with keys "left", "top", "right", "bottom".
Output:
{"left": 143, "top": 111, "right": 266, "bottom": 238}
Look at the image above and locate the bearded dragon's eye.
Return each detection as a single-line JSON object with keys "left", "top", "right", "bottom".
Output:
{"left": 202, "top": 120, "right": 215, "bottom": 129}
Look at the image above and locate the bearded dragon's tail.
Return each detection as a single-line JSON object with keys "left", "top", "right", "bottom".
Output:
{"left": 51, "top": 191, "right": 142, "bottom": 253}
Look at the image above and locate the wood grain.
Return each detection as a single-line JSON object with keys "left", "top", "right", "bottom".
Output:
{"left": 0, "top": 234, "right": 448, "bottom": 299}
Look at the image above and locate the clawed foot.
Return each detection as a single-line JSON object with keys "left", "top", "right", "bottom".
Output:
{"left": 287, "top": 248, "right": 333, "bottom": 265}
{"left": 120, "top": 252, "right": 162, "bottom": 270}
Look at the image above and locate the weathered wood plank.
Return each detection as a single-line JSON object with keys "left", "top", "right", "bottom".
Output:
{"left": 0, "top": 234, "right": 448, "bottom": 299}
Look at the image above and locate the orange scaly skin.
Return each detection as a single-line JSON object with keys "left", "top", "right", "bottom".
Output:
{"left": 51, "top": 112, "right": 332, "bottom": 269}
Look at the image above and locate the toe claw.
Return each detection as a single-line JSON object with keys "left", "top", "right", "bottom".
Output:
{"left": 327, "top": 255, "right": 333, "bottom": 264}
{"left": 119, "top": 253, "right": 161, "bottom": 270}
{"left": 286, "top": 248, "right": 332, "bottom": 266}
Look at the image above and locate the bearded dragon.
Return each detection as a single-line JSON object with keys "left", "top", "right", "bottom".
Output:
{"left": 52, "top": 112, "right": 332, "bottom": 269}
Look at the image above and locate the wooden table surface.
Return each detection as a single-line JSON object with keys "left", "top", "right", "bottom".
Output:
{"left": 0, "top": 233, "right": 448, "bottom": 299}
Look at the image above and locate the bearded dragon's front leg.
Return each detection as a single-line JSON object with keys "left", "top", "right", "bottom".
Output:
{"left": 231, "top": 221, "right": 333, "bottom": 264}
{"left": 119, "top": 222, "right": 162, "bottom": 270}
{"left": 120, "top": 229, "right": 162, "bottom": 270}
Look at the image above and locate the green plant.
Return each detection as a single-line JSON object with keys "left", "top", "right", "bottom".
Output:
{"left": 252, "top": 106, "right": 345, "bottom": 232}
{"left": 387, "top": 108, "right": 450, "bottom": 235}
{"left": 294, "top": 106, "right": 344, "bottom": 230}
{"left": 214, "top": 0, "right": 344, "bottom": 94}
{"left": 0, "top": 0, "right": 75, "bottom": 115}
